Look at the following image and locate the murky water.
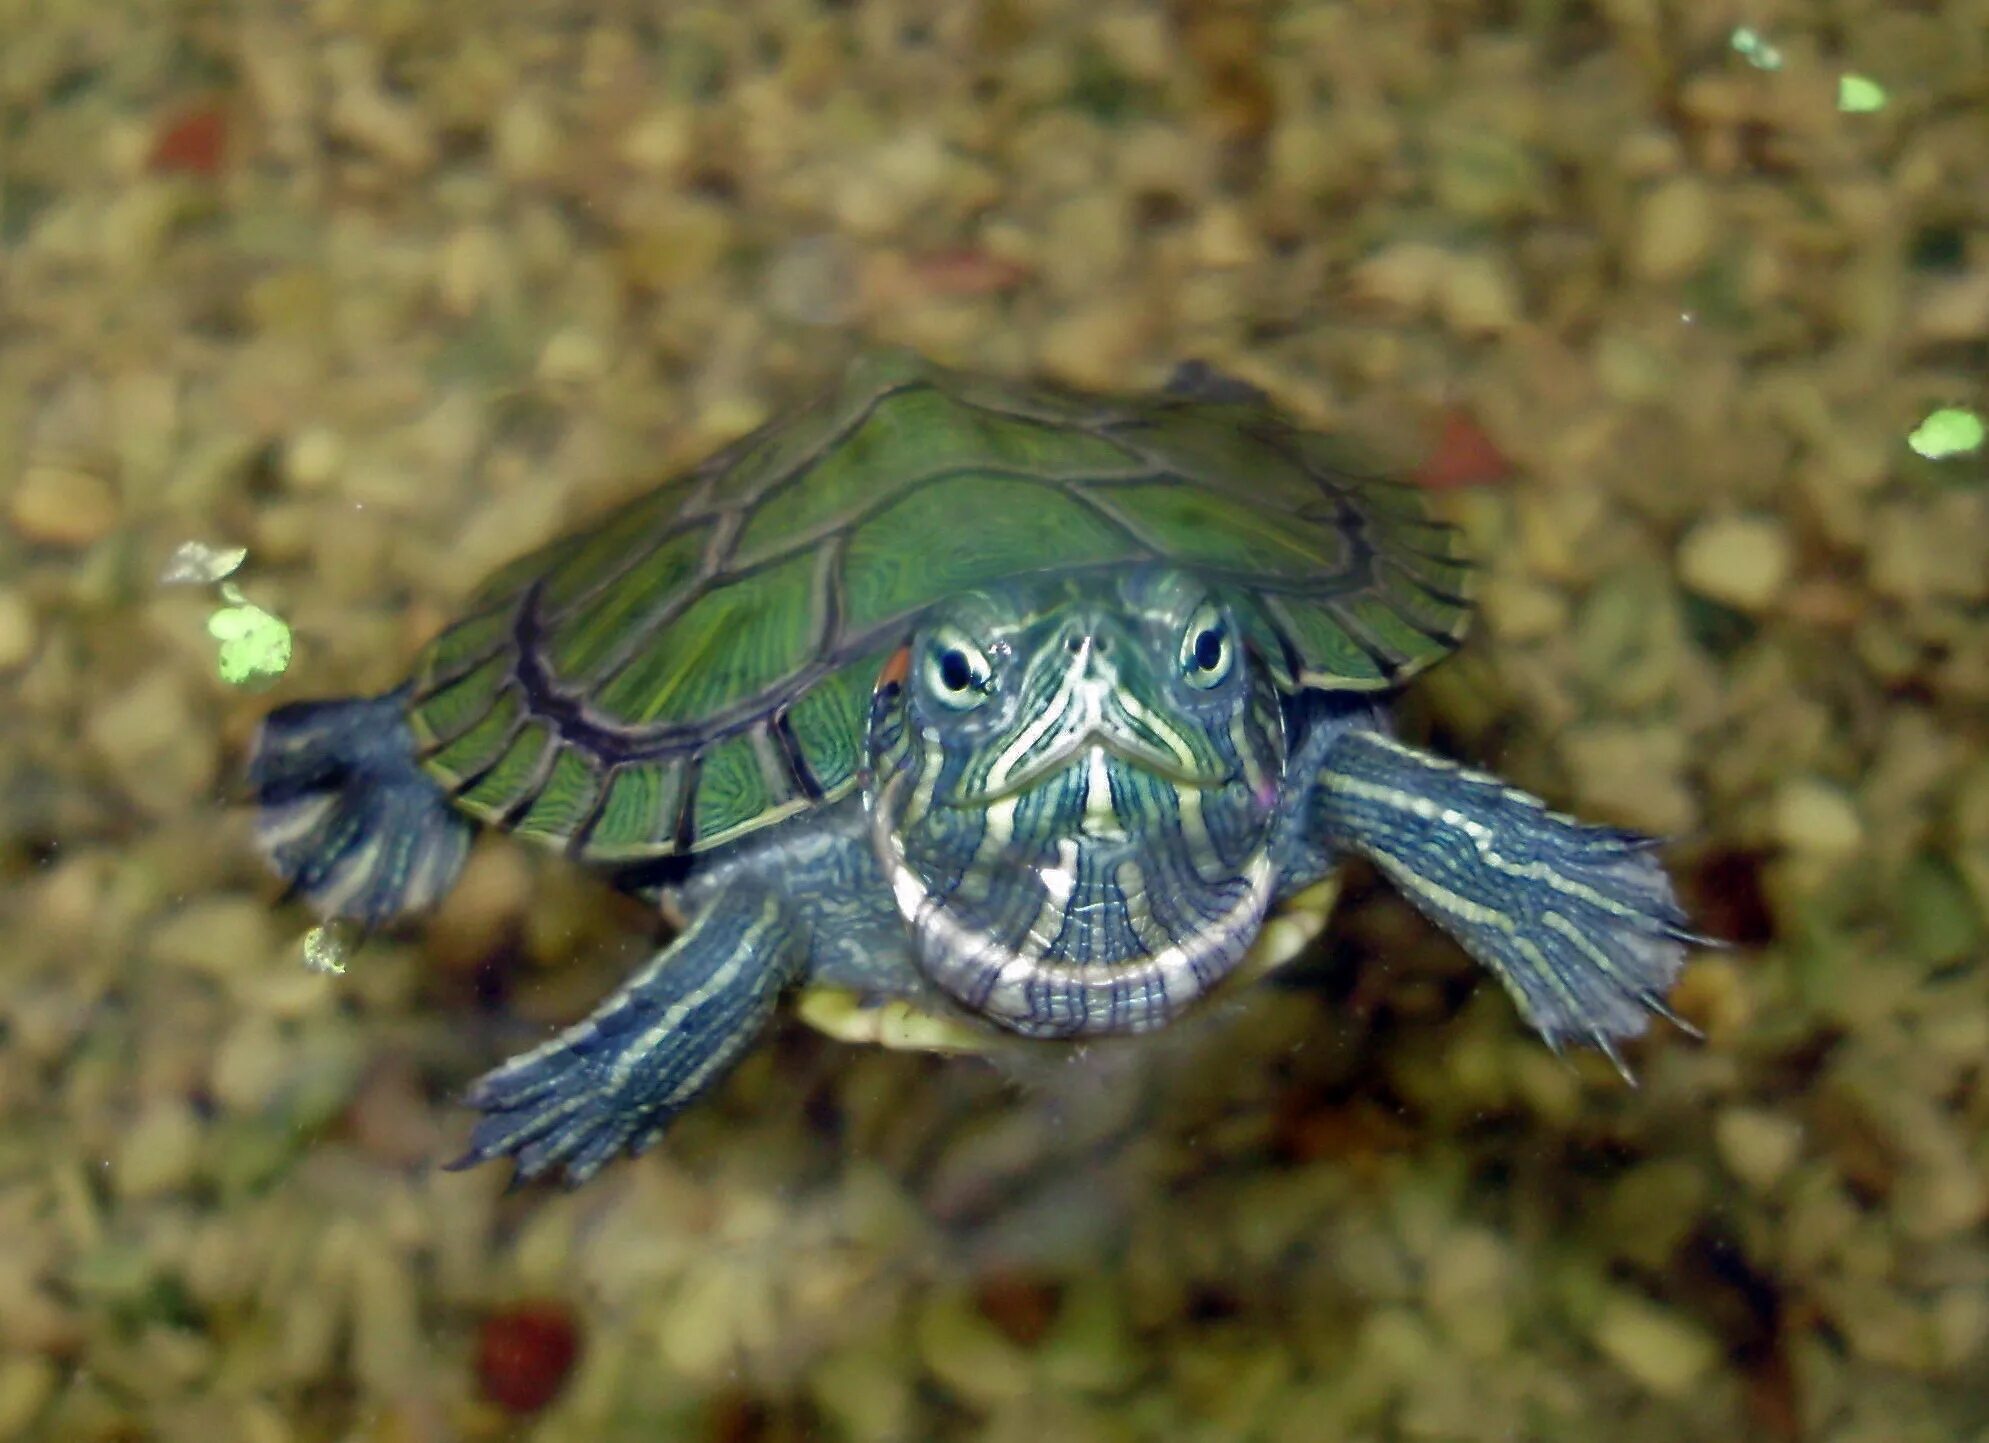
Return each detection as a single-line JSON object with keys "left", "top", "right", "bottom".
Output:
{"left": 3, "top": 4, "right": 1986, "bottom": 1441}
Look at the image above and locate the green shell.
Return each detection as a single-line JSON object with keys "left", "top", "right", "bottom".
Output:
{"left": 404, "top": 348, "right": 1474, "bottom": 860}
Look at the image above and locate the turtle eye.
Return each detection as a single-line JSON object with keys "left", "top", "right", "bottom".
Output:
{"left": 923, "top": 628, "right": 994, "bottom": 710}
{"left": 1179, "top": 602, "right": 1234, "bottom": 689}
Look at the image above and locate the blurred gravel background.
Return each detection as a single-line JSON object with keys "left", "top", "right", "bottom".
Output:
{"left": 2, "top": 1, "right": 1986, "bottom": 1440}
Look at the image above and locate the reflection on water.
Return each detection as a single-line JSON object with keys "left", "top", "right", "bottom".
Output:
{"left": 3, "top": 3, "right": 1986, "bottom": 1440}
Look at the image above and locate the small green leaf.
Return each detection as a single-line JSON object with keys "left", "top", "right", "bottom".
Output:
{"left": 1729, "top": 27, "right": 1783, "bottom": 71}
{"left": 206, "top": 602, "right": 293, "bottom": 685}
{"left": 301, "top": 925, "right": 350, "bottom": 975}
{"left": 1908, "top": 407, "right": 1986, "bottom": 460}
{"left": 160, "top": 540, "right": 248, "bottom": 586}
{"left": 1837, "top": 75, "right": 1887, "bottom": 113}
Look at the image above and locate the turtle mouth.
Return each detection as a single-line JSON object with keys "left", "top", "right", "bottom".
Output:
{"left": 949, "top": 729, "right": 1231, "bottom": 809}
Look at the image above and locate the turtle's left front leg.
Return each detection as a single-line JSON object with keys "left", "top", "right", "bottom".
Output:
{"left": 448, "top": 884, "right": 803, "bottom": 1186}
{"left": 1306, "top": 726, "right": 1702, "bottom": 1070}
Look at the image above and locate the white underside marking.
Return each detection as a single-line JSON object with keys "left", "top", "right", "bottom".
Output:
{"left": 877, "top": 754, "right": 1278, "bottom": 1034}
{"left": 964, "top": 850, "right": 1275, "bottom": 1031}
{"left": 313, "top": 837, "right": 384, "bottom": 917}
{"left": 1038, "top": 838, "right": 1080, "bottom": 906}
{"left": 970, "top": 792, "right": 1022, "bottom": 875}
{"left": 255, "top": 793, "right": 335, "bottom": 854}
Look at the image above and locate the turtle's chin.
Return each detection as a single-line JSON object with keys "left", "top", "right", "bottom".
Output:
{"left": 869, "top": 746, "right": 1280, "bottom": 1038}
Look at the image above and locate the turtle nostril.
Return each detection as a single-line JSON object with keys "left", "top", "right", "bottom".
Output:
{"left": 1064, "top": 634, "right": 1084, "bottom": 655}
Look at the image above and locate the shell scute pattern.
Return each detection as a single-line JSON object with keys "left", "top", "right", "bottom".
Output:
{"left": 404, "top": 350, "right": 1473, "bottom": 862}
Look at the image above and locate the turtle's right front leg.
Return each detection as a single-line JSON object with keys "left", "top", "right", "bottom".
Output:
{"left": 1307, "top": 727, "right": 1702, "bottom": 1072}
{"left": 448, "top": 885, "right": 803, "bottom": 1187}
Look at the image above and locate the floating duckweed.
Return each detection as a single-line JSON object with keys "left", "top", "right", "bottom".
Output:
{"left": 301, "top": 925, "right": 351, "bottom": 976}
{"left": 171, "top": 546, "right": 294, "bottom": 686}
{"left": 1908, "top": 407, "right": 1986, "bottom": 460}
{"left": 1837, "top": 75, "right": 1888, "bottom": 113}
{"left": 207, "top": 582, "right": 293, "bottom": 686}
{"left": 1729, "top": 27, "right": 1783, "bottom": 71}
{"left": 161, "top": 540, "right": 249, "bottom": 586}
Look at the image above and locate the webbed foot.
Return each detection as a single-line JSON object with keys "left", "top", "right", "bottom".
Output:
{"left": 447, "top": 889, "right": 801, "bottom": 1186}
{"left": 1316, "top": 729, "right": 1706, "bottom": 1071}
{"left": 247, "top": 687, "right": 472, "bottom": 926}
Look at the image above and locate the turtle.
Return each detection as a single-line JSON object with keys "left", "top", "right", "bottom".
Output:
{"left": 248, "top": 347, "right": 1702, "bottom": 1187}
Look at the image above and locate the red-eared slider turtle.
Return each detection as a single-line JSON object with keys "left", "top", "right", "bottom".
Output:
{"left": 249, "top": 349, "right": 1700, "bottom": 1185}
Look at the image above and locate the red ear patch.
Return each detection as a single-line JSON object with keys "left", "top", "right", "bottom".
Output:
{"left": 876, "top": 645, "right": 911, "bottom": 692}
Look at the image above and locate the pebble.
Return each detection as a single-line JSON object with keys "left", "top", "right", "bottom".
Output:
{"left": 1667, "top": 956, "right": 1753, "bottom": 1042}
{"left": 1036, "top": 1278, "right": 1139, "bottom": 1394}
{"left": 83, "top": 667, "right": 217, "bottom": 817}
{"left": 1714, "top": 1107, "right": 1804, "bottom": 1193}
{"left": 209, "top": 1014, "right": 288, "bottom": 1115}
{"left": 1591, "top": 1292, "right": 1719, "bottom": 1397}
{"left": 1868, "top": 493, "right": 1989, "bottom": 603}
{"left": 0, "top": 588, "right": 37, "bottom": 669}
{"left": 426, "top": 844, "right": 534, "bottom": 974}
{"left": 349, "top": 1231, "right": 426, "bottom": 1396}
{"left": 0, "top": 1355, "right": 56, "bottom": 1440}
{"left": 619, "top": 105, "right": 692, "bottom": 174}
{"left": 657, "top": 1264, "right": 760, "bottom": 1380}
{"left": 1037, "top": 300, "right": 1148, "bottom": 392}
{"left": 810, "top": 1341, "right": 914, "bottom": 1443}
{"left": 476, "top": 1301, "right": 581, "bottom": 1414}
{"left": 1561, "top": 722, "right": 1698, "bottom": 835}
{"left": 493, "top": 95, "right": 560, "bottom": 182}
{"left": 1772, "top": 776, "right": 1864, "bottom": 858}
{"left": 1041, "top": 192, "right": 1133, "bottom": 294}
{"left": 1629, "top": 176, "right": 1717, "bottom": 282}
{"left": 283, "top": 425, "right": 343, "bottom": 492}
{"left": 615, "top": 201, "right": 732, "bottom": 292}
{"left": 113, "top": 1099, "right": 203, "bottom": 1200}
{"left": 1604, "top": 1161, "right": 1707, "bottom": 1273}
{"left": 1573, "top": 566, "right": 1686, "bottom": 708}
{"left": 327, "top": 78, "right": 438, "bottom": 174}
{"left": 436, "top": 224, "right": 509, "bottom": 317}
{"left": 1481, "top": 575, "right": 1568, "bottom": 642}
{"left": 835, "top": 130, "right": 951, "bottom": 238}
{"left": 1190, "top": 204, "right": 1260, "bottom": 270}
{"left": 916, "top": 1288, "right": 1036, "bottom": 1410}
{"left": 1422, "top": 1228, "right": 1514, "bottom": 1358}
{"left": 1355, "top": 1306, "right": 1441, "bottom": 1387}
{"left": 1677, "top": 513, "right": 1796, "bottom": 611}
{"left": 1437, "top": 252, "right": 1523, "bottom": 334}
{"left": 1934, "top": 1288, "right": 1989, "bottom": 1371}
{"left": 1594, "top": 329, "right": 1675, "bottom": 403}
{"left": 99, "top": 182, "right": 185, "bottom": 273}
{"left": 148, "top": 896, "right": 282, "bottom": 978}
{"left": 1348, "top": 240, "right": 1449, "bottom": 313}
{"left": 1433, "top": 127, "right": 1542, "bottom": 221}
{"left": 766, "top": 237, "right": 863, "bottom": 327}
{"left": 9, "top": 464, "right": 120, "bottom": 547}
{"left": 536, "top": 326, "right": 608, "bottom": 384}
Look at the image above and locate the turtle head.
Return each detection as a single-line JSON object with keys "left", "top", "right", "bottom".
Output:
{"left": 867, "top": 567, "right": 1288, "bottom": 1038}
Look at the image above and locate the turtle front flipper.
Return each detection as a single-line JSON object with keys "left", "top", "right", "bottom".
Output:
{"left": 247, "top": 688, "right": 473, "bottom": 927}
{"left": 448, "top": 887, "right": 803, "bottom": 1187}
{"left": 1311, "top": 729, "right": 1702, "bottom": 1071}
